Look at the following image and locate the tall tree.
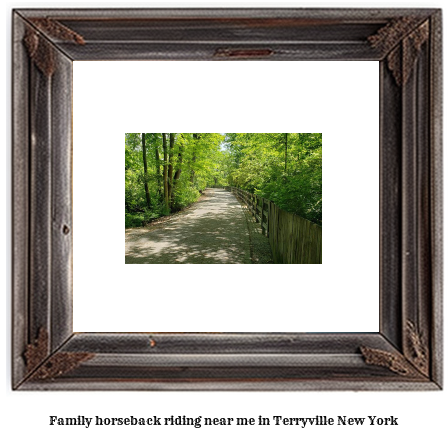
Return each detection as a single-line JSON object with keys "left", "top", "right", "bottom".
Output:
{"left": 168, "top": 133, "right": 175, "bottom": 205}
{"left": 162, "top": 133, "right": 169, "bottom": 212}
{"left": 190, "top": 133, "right": 198, "bottom": 183}
{"left": 125, "top": 132, "right": 321, "bottom": 228}
{"left": 222, "top": 133, "right": 322, "bottom": 225}
{"left": 141, "top": 133, "right": 151, "bottom": 208}
{"left": 172, "top": 135, "right": 184, "bottom": 203}
{"left": 155, "top": 137, "right": 162, "bottom": 199}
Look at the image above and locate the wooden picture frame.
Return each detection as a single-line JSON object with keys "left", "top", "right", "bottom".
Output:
{"left": 12, "top": 8, "right": 442, "bottom": 390}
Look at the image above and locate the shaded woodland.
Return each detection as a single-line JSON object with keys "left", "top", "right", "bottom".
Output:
{"left": 125, "top": 133, "right": 322, "bottom": 227}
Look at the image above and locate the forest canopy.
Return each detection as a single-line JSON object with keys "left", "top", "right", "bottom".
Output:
{"left": 125, "top": 133, "right": 322, "bottom": 228}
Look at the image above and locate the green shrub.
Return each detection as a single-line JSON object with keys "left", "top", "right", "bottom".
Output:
{"left": 125, "top": 213, "right": 144, "bottom": 228}
{"left": 172, "top": 182, "right": 200, "bottom": 211}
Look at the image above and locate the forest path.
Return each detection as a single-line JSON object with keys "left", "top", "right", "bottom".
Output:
{"left": 125, "top": 188, "right": 251, "bottom": 264}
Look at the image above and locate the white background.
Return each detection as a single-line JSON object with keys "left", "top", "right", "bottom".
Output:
{"left": 73, "top": 60, "right": 379, "bottom": 332}
{"left": 2, "top": 1, "right": 446, "bottom": 438}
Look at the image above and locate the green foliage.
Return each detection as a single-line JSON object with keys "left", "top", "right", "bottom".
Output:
{"left": 125, "top": 133, "right": 224, "bottom": 227}
{"left": 125, "top": 132, "right": 322, "bottom": 228}
{"left": 223, "top": 133, "right": 322, "bottom": 225}
{"left": 125, "top": 212, "right": 144, "bottom": 228}
{"left": 171, "top": 181, "right": 201, "bottom": 211}
{"left": 125, "top": 210, "right": 163, "bottom": 228}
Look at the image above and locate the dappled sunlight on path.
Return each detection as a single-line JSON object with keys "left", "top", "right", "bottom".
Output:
{"left": 125, "top": 189, "right": 251, "bottom": 264}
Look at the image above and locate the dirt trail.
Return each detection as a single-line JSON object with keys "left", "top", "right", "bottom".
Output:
{"left": 125, "top": 188, "right": 251, "bottom": 264}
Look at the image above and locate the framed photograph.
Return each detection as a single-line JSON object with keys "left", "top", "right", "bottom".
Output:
{"left": 12, "top": 8, "right": 442, "bottom": 390}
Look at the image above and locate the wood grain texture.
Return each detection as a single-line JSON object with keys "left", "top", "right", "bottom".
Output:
{"left": 50, "top": 49, "right": 73, "bottom": 350}
{"left": 15, "top": 8, "right": 438, "bottom": 21}
{"left": 63, "top": 333, "right": 393, "bottom": 355}
{"left": 232, "top": 187, "right": 322, "bottom": 264}
{"left": 29, "top": 57, "right": 52, "bottom": 345}
{"left": 12, "top": 13, "right": 30, "bottom": 388}
{"left": 20, "top": 380, "right": 441, "bottom": 391}
{"left": 429, "top": 9, "right": 443, "bottom": 389}
{"left": 401, "top": 28, "right": 432, "bottom": 376}
{"left": 12, "top": 7, "right": 442, "bottom": 390}
{"left": 379, "top": 59, "right": 402, "bottom": 350}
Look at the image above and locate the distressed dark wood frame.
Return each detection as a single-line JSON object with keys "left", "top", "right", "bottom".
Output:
{"left": 12, "top": 8, "right": 443, "bottom": 390}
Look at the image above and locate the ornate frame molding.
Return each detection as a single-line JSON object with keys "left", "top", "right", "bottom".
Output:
{"left": 12, "top": 8, "right": 442, "bottom": 390}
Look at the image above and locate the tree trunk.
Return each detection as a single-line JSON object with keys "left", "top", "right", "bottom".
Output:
{"left": 162, "top": 133, "right": 169, "bottom": 212}
{"left": 142, "top": 133, "right": 151, "bottom": 208}
{"left": 155, "top": 142, "right": 162, "bottom": 198}
{"left": 173, "top": 153, "right": 183, "bottom": 181}
{"left": 173, "top": 143, "right": 184, "bottom": 201}
{"left": 168, "top": 133, "right": 175, "bottom": 206}
{"left": 190, "top": 133, "right": 198, "bottom": 183}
